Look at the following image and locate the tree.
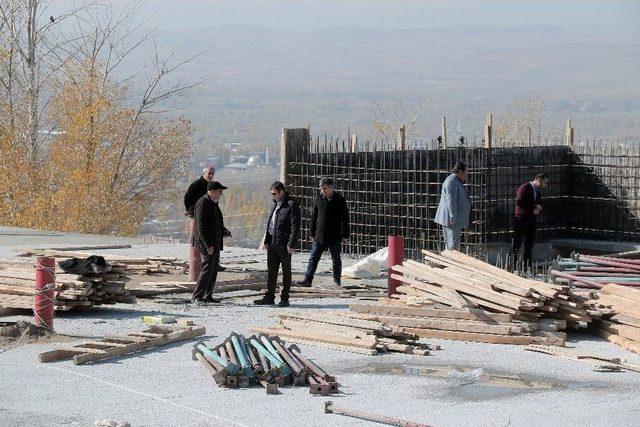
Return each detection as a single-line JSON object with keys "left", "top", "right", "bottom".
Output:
{"left": 492, "top": 97, "right": 563, "bottom": 147}
{"left": 0, "top": 1, "right": 204, "bottom": 235}
{"left": 373, "top": 101, "right": 427, "bottom": 147}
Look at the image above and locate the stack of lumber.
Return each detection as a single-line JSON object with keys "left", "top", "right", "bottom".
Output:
{"left": 349, "top": 301, "right": 566, "bottom": 346}
{"left": 589, "top": 284, "right": 640, "bottom": 354}
{"left": 550, "top": 253, "right": 640, "bottom": 289}
{"left": 253, "top": 310, "right": 435, "bottom": 356}
{"left": 0, "top": 263, "right": 134, "bottom": 311}
{"left": 389, "top": 250, "right": 589, "bottom": 330}
{"left": 193, "top": 333, "right": 340, "bottom": 396}
{"left": 16, "top": 249, "right": 187, "bottom": 275}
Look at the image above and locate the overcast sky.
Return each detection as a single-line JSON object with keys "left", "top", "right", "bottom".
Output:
{"left": 65, "top": 0, "right": 638, "bottom": 35}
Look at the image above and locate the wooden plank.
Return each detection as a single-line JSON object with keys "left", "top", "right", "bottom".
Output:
{"left": 279, "top": 312, "right": 386, "bottom": 332}
{"left": 609, "top": 314, "right": 640, "bottom": 328}
{"left": 402, "top": 328, "right": 547, "bottom": 345}
{"left": 251, "top": 326, "right": 377, "bottom": 349}
{"left": 601, "top": 320, "right": 640, "bottom": 342}
{"left": 601, "top": 284, "right": 640, "bottom": 304}
{"left": 0, "top": 270, "right": 85, "bottom": 283}
{"left": 81, "top": 340, "right": 130, "bottom": 348}
{"left": 277, "top": 336, "right": 378, "bottom": 355}
{"left": 349, "top": 304, "right": 514, "bottom": 323}
{"left": 70, "top": 326, "right": 206, "bottom": 364}
{"left": 57, "top": 346, "right": 109, "bottom": 355}
{"left": 376, "top": 315, "right": 528, "bottom": 335}
{"left": 598, "top": 294, "right": 640, "bottom": 318}
{"left": 0, "top": 283, "right": 37, "bottom": 296}
{"left": 525, "top": 345, "right": 622, "bottom": 371}
{"left": 279, "top": 319, "right": 377, "bottom": 339}
{"left": 598, "top": 329, "right": 640, "bottom": 354}
{"left": 38, "top": 349, "right": 85, "bottom": 363}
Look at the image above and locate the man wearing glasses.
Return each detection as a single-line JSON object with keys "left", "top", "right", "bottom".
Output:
{"left": 192, "top": 181, "right": 231, "bottom": 303}
{"left": 254, "top": 181, "right": 301, "bottom": 307}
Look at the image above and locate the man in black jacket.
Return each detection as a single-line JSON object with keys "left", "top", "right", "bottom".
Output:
{"left": 297, "top": 178, "right": 350, "bottom": 287}
{"left": 184, "top": 166, "right": 225, "bottom": 278}
{"left": 254, "top": 182, "right": 301, "bottom": 307}
{"left": 192, "top": 181, "right": 231, "bottom": 303}
{"left": 184, "top": 166, "right": 215, "bottom": 217}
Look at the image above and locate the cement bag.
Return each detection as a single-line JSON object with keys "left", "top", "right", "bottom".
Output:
{"left": 342, "top": 247, "right": 388, "bottom": 279}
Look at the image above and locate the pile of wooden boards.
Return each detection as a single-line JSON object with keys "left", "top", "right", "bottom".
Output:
{"left": 550, "top": 253, "right": 640, "bottom": 289}
{"left": 16, "top": 249, "right": 187, "bottom": 275}
{"left": 349, "top": 301, "right": 566, "bottom": 346}
{"left": 588, "top": 284, "right": 640, "bottom": 354}
{"left": 389, "top": 250, "right": 588, "bottom": 330}
{"left": 193, "top": 333, "right": 340, "bottom": 395}
{"left": 0, "top": 262, "right": 135, "bottom": 311}
{"left": 253, "top": 310, "right": 435, "bottom": 356}
{"left": 39, "top": 324, "right": 205, "bottom": 364}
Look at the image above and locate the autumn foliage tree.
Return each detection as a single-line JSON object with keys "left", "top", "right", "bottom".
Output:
{"left": 0, "top": 1, "right": 199, "bottom": 235}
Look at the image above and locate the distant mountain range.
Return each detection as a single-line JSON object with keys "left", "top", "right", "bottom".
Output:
{"left": 122, "top": 24, "right": 640, "bottom": 146}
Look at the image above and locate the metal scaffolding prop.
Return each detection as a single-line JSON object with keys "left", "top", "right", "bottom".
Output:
{"left": 281, "top": 127, "right": 640, "bottom": 260}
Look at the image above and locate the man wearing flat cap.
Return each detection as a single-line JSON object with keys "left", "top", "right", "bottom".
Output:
{"left": 192, "top": 181, "right": 231, "bottom": 302}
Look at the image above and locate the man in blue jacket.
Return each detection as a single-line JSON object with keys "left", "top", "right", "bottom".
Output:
{"left": 434, "top": 162, "right": 471, "bottom": 251}
{"left": 254, "top": 181, "right": 301, "bottom": 307}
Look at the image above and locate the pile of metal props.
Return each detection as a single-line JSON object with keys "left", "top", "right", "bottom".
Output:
{"left": 192, "top": 333, "right": 339, "bottom": 395}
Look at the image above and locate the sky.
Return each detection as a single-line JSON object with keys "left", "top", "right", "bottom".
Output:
{"left": 45, "top": 0, "right": 640, "bottom": 141}
{"left": 61, "top": 0, "right": 639, "bottom": 35}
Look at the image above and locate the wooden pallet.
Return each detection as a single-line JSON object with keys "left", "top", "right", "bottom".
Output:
{"left": 38, "top": 325, "right": 205, "bottom": 364}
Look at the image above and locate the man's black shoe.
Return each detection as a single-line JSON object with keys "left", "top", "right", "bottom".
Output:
{"left": 333, "top": 280, "right": 342, "bottom": 287}
{"left": 217, "top": 265, "right": 227, "bottom": 272}
{"left": 277, "top": 299, "right": 290, "bottom": 308}
{"left": 296, "top": 279, "right": 312, "bottom": 287}
{"left": 202, "top": 296, "right": 220, "bottom": 303}
{"left": 191, "top": 297, "right": 204, "bottom": 304}
{"left": 253, "top": 297, "right": 275, "bottom": 306}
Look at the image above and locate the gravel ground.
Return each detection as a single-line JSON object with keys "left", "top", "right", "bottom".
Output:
{"left": 1, "top": 236, "right": 640, "bottom": 426}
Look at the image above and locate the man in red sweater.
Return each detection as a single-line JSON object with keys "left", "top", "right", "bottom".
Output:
{"left": 511, "top": 173, "right": 550, "bottom": 271}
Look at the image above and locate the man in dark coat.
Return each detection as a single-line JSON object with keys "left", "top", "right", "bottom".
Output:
{"left": 192, "top": 181, "right": 231, "bottom": 303}
{"left": 184, "top": 166, "right": 215, "bottom": 217}
{"left": 511, "top": 173, "right": 550, "bottom": 271}
{"left": 184, "top": 166, "right": 225, "bottom": 278}
{"left": 297, "top": 178, "right": 350, "bottom": 287}
{"left": 254, "top": 182, "right": 301, "bottom": 307}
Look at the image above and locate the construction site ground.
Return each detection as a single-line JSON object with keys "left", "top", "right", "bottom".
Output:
{"left": 1, "top": 229, "right": 640, "bottom": 426}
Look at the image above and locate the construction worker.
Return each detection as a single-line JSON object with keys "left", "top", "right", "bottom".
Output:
{"left": 297, "top": 178, "right": 350, "bottom": 288}
{"left": 192, "top": 181, "right": 231, "bottom": 303}
{"left": 511, "top": 173, "right": 550, "bottom": 271}
{"left": 254, "top": 182, "right": 300, "bottom": 307}
{"left": 434, "top": 162, "right": 471, "bottom": 251}
{"left": 184, "top": 166, "right": 225, "bottom": 279}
